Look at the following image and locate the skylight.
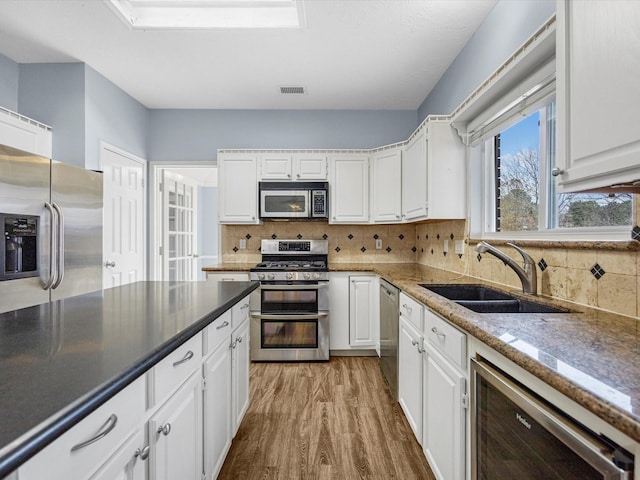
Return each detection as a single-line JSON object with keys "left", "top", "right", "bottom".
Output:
{"left": 107, "top": 0, "right": 304, "bottom": 30}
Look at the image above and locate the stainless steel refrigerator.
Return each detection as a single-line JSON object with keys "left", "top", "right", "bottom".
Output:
{"left": 0, "top": 144, "right": 103, "bottom": 313}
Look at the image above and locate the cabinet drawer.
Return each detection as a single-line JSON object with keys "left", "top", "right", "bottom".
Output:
{"left": 149, "top": 333, "right": 202, "bottom": 408}
{"left": 424, "top": 308, "right": 466, "bottom": 371}
{"left": 20, "top": 376, "right": 145, "bottom": 480}
{"left": 232, "top": 295, "right": 251, "bottom": 329}
{"left": 204, "top": 310, "right": 232, "bottom": 356}
{"left": 400, "top": 292, "right": 423, "bottom": 331}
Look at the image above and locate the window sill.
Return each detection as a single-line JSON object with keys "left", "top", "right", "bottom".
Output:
{"left": 468, "top": 236, "right": 640, "bottom": 252}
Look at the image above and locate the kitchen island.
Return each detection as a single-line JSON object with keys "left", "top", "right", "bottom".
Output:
{"left": 0, "top": 280, "right": 259, "bottom": 478}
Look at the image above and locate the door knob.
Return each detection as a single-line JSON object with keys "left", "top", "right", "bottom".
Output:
{"left": 105, "top": 260, "right": 116, "bottom": 268}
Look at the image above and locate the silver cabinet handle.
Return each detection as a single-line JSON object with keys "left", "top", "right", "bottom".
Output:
{"left": 431, "top": 327, "right": 446, "bottom": 339}
{"left": 70, "top": 414, "right": 117, "bottom": 452}
{"left": 51, "top": 202, "right": 64, "bottom": 289}
{"left": 236, "top": 336, "right": 243, "bottom": 344}
{"left": 402, "top": 304, "right": 412, "bottom": 313}
{"left": 172, "top": 350, "right": 194, "bottom": 367}
{"left": 551, "top": 167, "right": 565, "bottom": 177}
{"left": 135, "top": 445, "right": 150, "bottom": 461}
{"left": 240, "top": 303, "right": 250, "bottom": 310}
{"left": 411, "top": 339, "right": 424, "bottom": 353}
{"left": 231, "top": 340, "right": 237, "bottom": 349}
{"left": 157, "top": 423, "right": 171, "bottom": 436}
{"left": 42, "top": 202, "right": 57, "bottom": 290}
{"left": 216, "top": 320, "right": 230, "bottom": 330}
{"left": 105, "top": 260, "right": 116, "bottom": 268}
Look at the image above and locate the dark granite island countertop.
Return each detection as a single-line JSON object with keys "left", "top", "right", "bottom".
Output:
{"left": 0, "top": 280, "right": 259, "bottom": 478}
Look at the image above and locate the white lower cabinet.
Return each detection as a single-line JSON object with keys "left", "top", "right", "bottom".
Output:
{"left": 18, "top": 297, "right": 253, "bottom": 480}
{"left": 231, "top": 317, "right": 250, "bottom": 436}
{"left": 88, "top": 429, "right": 146, "bottom": 480}
{"left": 422, "top": 308, "right": 467, "bottom": 480}
{"left": 349, "top": 275, "right": 378, "bottom": 348}
{"left": 328, "top": 272, "right": 379, "bottom": 352}
{"left": 398, "top": 316, "right": 423, "bottom": 442}
{"left": 203, "top": 339, "right": 232, "bottom": 480}
{"left": 19, "top": 376, "right": 147, "bottom": 480}
{"left": 203, "top": 310, "right": 233, "bottom": 480}
{"left": 148, "top": 370, "right": 203, "bottom": 480}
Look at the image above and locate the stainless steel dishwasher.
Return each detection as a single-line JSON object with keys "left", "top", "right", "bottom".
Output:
{"left": 379, "top": 278, "right": 399, "bottom": 400}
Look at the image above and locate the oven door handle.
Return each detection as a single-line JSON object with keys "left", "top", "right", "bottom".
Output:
{"left": 250, "top": 313, "right": 329, "bottom": 320}
{"left": 259, "top": 284, "right": 328, "bottom": 290}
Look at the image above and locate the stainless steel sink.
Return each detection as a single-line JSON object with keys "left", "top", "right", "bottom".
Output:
{"left": 420, "top": 284, "right": 568, "bottom": 314}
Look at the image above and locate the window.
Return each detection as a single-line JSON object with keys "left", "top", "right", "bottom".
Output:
{"left": 484, "top": 98, "right": 632, "bottom": 237}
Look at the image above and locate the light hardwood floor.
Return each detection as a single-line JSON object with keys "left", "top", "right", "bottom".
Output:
{"left": 218, "top": 356, "right": 436, "bottom": 479}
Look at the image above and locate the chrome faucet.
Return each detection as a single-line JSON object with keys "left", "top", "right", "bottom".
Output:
{"left": 475, "top": 241, "right": 537, "bottom": 295}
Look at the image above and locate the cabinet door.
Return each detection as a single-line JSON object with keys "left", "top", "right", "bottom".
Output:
{"left": 88, "top": 430, "right": 146, "bottom": 480}
{"left": 398, "top": 317, "right": 423, "bottom": 442}
{"left": 260, "top": 154, "right": 292, "bottom": 180}
{"left": 371, "top": 148, "right": 402, "bottom": 223}
{"left": 402, "top": 130, "right": 427, "bottom": 221}
{"left": 329, "top": 155, "right": 369, "bottom": 223}
{"left": 231, "top": 317, "right": 250, "bottom": 436}
{"left": 218, "top": 154, "right": 259, "bottom": 224}
{"left": 349, "top": 275, "right": 377, "bottom": 348}
{"left": 148, "top": 371, "right": 202, "bottom": 480}
{"left": 203, "top": 340, "right": 232, "bottom": 480}
{"left": 328, "top": 272, "right": 350, "bottom": 350}
{"left": 294, "top": 154, "right": 328, "bottom": 180}
{"left": 556, "top": 0, "right": 640, "bottom": 192}
{"left": 423, "top": 344, "right": 466, "bottom": 480}
{"left": 19, "top": 377, "right": 146, "bottom": 480}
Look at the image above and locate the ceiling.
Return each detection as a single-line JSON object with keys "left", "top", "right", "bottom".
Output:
{"left": 0, "top": 0, "right": 496, "bottom": 110}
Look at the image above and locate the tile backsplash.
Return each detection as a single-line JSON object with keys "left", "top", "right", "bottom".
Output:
{"left": 221, "top": 218, "right": 640, "bottom": 319}
{"left": 221, "top": 223, "right": 417, "bottom": 265}
{"left": 416, "top": 220, "right": 640, "bottom": 319}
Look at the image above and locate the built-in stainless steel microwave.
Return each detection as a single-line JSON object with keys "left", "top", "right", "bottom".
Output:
{"left": 259, "top": 181, "right": 328, "bottom": 220}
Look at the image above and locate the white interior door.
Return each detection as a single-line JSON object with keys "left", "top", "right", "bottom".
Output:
{"left": 102, "top": 145, "right": 146, "bottom": 289}
{"left": 162, "top": 171, "right": 198, "bottom": 281}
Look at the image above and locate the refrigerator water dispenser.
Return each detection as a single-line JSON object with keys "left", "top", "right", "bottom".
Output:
{"left": 1, "top": 214, "right": 38, "bottom": 281}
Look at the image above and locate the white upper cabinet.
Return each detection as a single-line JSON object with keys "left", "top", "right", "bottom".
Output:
{"left": 556, "top": 0, "right": 640, "bottom": 192}
{"left": 260, "top": 154, "right": 292, "bottom": 180}
{"left": 402, "top": 119, "right": 466, "bottom": 222}
{"left": 218, "top": 152, "right": 259, "bottom": 224}
{"left": 0, "top": 109, "right": 52, "bottom": 158}
{"left": 260, "top": 153, "right": 328, "bottom": 181}
{"left": 371, "top": 147, "right": 402, "bottom": 223}
{"left": 329, "top": 154, "right": 369, "bottom": 223}
{"left": 294, "top": 153, "right": 328, "bottom": 180}
{"left": 402, "top": 129, "right": 427, "bottom": 221}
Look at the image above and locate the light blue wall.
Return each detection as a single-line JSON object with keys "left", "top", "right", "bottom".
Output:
{"left": 417, "top": 0, "right": 556, "bottom": 119}
{"left": 0, "top": 53, "right": 19, "bottom": 111}
{"left": 148, "top": 109, "right": 418, "bottom": 162}
{"left": 18, "top": 63, "right": 86, "bottom": 166}
{"left": 85, "top": 66, "right": 149, "bottom": 170}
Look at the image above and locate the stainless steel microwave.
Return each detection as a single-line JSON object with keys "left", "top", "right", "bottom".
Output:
{"left": 259, "top": 181, "right": 328, "bottom": 220}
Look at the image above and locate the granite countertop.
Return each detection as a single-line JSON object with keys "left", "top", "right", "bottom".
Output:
{"left": 0, "top": 280, "right": 259, "bottom": 478}
{"left": 365, "top": 263, "right": 640, "bottom": 444}
{"left": 203, "top": 261, "right": 640, "bottom": 443}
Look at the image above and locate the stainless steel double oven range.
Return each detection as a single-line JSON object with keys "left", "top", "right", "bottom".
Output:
{"left": 249, "top": 239, "right": 329, "bottom": 362}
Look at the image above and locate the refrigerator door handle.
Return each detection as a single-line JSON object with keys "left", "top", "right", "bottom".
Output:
{"left": 42, "top": 202, "right": 58, "bottom": 290}
{"left": 51, "top": 203, "right": 64, "bottom": 289}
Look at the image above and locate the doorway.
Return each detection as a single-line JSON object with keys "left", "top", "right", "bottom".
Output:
{"left": 150, "top": 163, "right": 218, "bottom": 281}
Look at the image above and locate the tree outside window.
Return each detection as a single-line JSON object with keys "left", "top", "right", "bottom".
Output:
{"left": 494, "top": 102, "right": 632, "bottom": 233}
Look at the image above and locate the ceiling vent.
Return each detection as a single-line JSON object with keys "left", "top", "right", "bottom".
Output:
{"left": 280, "top": 86, "right": 305, "bottom": 95}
